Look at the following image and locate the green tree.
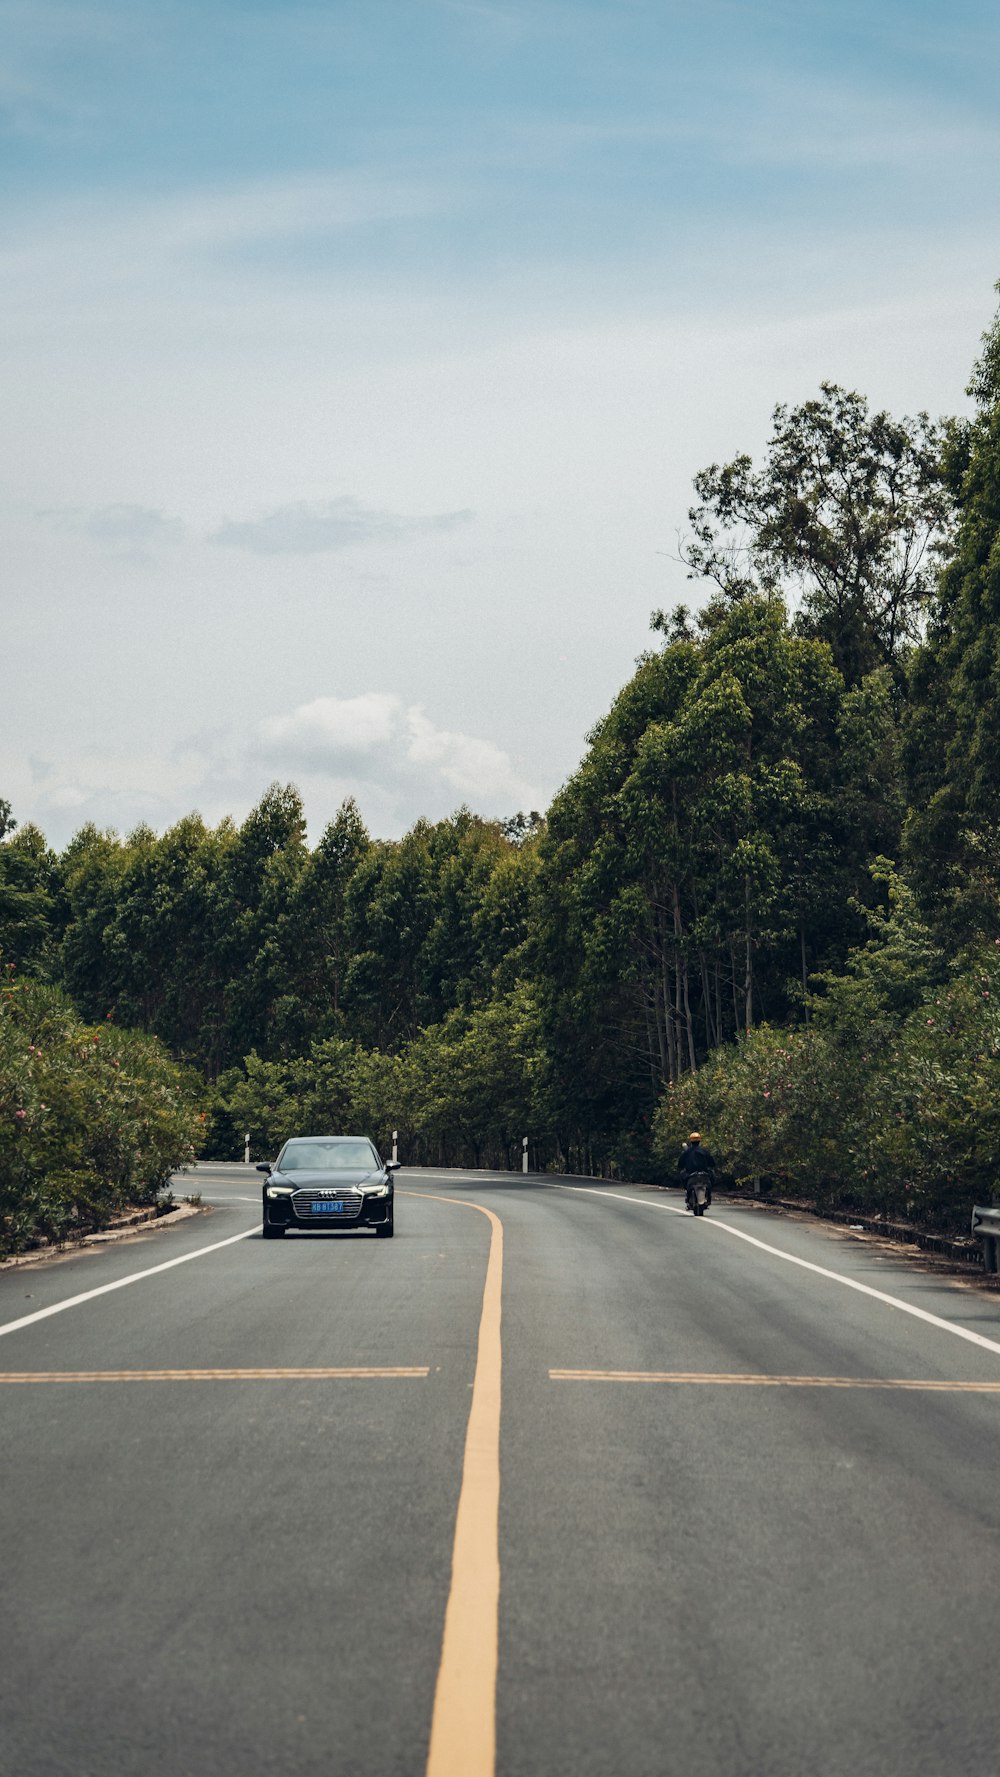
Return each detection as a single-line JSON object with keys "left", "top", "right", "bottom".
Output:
{"left": 60, "top": 823, "right": 131, "bottom": 1020}
{"left": 905, "top": 287, "right": 1000, "bottom": 937}
{"left": 342, "top": 811, "right": 530, "bottom": 1048}
{"left": 58, "top": 788, "right": 315, "bottom": 1076}
{"left": 0, "top": 816, "right": 64, "bottom": 976}
{"left": 343, "top": 823, "right": 437, "bottom": 1048}
{"left": 247, "top": 798, "right": 372, "bottom": 1056}
{"left": 0, "top": 972, "right": 202, "bottom": 1255}
{"left": 679, "top": 382, "right": 954, "bottom": 688}
{"left": 532, "top": 595, "right": 900, "bottom": 1166}
{"left": 652, "top": 872, "right": 1000, "bottom": 1233}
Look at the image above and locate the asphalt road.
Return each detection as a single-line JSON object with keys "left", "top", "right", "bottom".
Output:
{"left": 4, "top": 1167, "right": 1000, "bottom": 1777}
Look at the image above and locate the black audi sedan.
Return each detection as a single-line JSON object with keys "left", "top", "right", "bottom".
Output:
{"left": 259, "top": 1135, "right": 398, "bottom": 1239}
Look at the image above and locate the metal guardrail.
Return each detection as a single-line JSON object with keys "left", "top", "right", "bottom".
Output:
{"left": 971, "top": 1205, "right": 1000, "bottom": 1273}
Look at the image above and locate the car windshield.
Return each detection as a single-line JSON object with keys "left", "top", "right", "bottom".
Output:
{"left": 279, "top": 1140, "right": 378, "bottom": 1172}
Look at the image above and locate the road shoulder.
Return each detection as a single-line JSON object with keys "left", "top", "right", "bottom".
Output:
{"left": 0, "top": 1201, "right": 207, "bottom": 1273}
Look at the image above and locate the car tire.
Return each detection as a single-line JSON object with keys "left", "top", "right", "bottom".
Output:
{"left": 262, "top": 1223, "right": 285, "bottom": 1238}
{"left": 376, "top": 1213, "right": 394, "bottom": 1239}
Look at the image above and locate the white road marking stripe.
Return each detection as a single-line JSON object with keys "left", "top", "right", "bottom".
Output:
{"left": 549, "top": 1369, "right": 1000, "bottom": 1391}
{"left": 0, "top": 1367, "right": 429, "bottom": 1382}
{"left": 0, "top": 1225, "right": 260, "bottom": 1339}
{"left": 559, "top": 1186, "right": 1000, "bottom": 1360}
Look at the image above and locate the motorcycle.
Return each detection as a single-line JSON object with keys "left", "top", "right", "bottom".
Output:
{"left": 685, "top": 1170, "right": 713, "bottom": 1216}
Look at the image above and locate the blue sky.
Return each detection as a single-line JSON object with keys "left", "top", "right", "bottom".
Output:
{"left": 3, "top": 0, "right": 999, "bottom": 843}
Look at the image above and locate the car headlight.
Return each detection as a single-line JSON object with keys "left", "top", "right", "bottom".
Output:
{"left": 267, "top": 1185, "right": 294, "bottom": 1198}
{"left": 363, "top": 1182, "right": 389, "bottom": 1197}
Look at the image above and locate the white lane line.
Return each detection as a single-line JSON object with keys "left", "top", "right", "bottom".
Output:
{"left": 559, "top": 1186, "right": 1000, "bottom": 1360}
{"left": 0, "top": 1367, "right": 429, "bottom": 1383}
{"left": 549, "top": 1370, "right": 1000, "bottom": 1391}
{"left": 0, "top": 1225, "right": 259, "bottom": 1340}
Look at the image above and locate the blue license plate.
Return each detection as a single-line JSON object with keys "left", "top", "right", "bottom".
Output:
{"left": 312, "top": 1201, "right": 344, "bottom": 1214}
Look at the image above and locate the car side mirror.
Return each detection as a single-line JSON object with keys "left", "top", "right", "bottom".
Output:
{"left": 385, "top": 1160, "right": 400, "bottom": 1172}
{"left": 256, "top": 1162, "right": 272, "bottom": 1174}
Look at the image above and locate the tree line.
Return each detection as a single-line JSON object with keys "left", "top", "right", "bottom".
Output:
{"left": 4, "top": 285, "right": 1000, "bottom": 1236}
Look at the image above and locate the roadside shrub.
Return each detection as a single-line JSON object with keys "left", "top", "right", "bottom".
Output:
{"left": 651, "top": 940, "right": 1000, "bottom": 1232}
{"left": 0, "top": 967, "right": 203, "bottom": 1256}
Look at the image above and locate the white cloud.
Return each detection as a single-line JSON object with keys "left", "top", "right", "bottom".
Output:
{"left": 37, "top": 502, "right": 184, "bottom": 548}
{"left": 211, "top": 498, "right": 474, "bottom": 556}
{"left": 44, "top": 783, "right": 93, "bottom": 811}
{"left": 18, "top": 769, "right": 183, "bottom": 839}
{"left": 253, "top": 693, "right": 545, "bottom": 826}
{"left": 260, "top": 694, "right": 401, "bottom": 757}
{"left": 405, "top": 705, "right": 536, "bottom": 804}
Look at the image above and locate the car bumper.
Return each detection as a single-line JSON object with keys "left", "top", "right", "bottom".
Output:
{"left": 263, "top": 1192, "right": 392, "bottom": 1231}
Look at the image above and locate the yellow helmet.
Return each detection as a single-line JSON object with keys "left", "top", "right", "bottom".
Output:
{"left": 689, "top": 1131, "right": 702, "bottom": 1143}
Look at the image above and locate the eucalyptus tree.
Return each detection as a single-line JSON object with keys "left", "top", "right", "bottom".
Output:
{"left": 533, "top": 595, "right": 901, "bottom": 1161}
{"left": 342, "top": 822, "right": 437, "bottom": 1050}
{"left": 0, "top": 817, "right": 64, "bottom": 976}
{"left": 342, "top": 810, "right": 531, "bottom": 1050}
{"left": 244, "top": 797, "right": 371, "bottom": 1057}
{"left": 59, "top": 823, "right": 132, "bottom": 1022}
{"left": 58, "top": 786, "right": 310, "bottom": 1075}
{"left": 905, "top": 288, "right": 1000, "bottom": 936}
{"left": 677, "top": 382, "right": 954, "bottom": 689}
{"left": 418, "top": 810, "right": 523, "bottom": 1013}
{"left": 98, "top": 814, "right": 231, "bottom": 1064}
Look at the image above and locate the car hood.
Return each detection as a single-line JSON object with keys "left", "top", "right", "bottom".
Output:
{"left": 274, "top": 1168, "right": 384, "bottom": 1189}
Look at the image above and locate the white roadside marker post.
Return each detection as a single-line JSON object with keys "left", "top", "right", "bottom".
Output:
{"left": 522, "top": 1136, "right": 529, "bottom": 1174}
{"left": 244, "top": 1132, "right": 250, "bottom": 1166}
{"left": 392, "top": 1129, "right": 398, "bottom": 1165}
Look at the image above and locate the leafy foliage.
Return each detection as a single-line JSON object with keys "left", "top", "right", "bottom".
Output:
{"left": 653, "top": 874, "right": 1000, "bottom": 1227}
{"left": 905, "top": 286, "right": 1000, "bottom": 936}
{"left": 0, "top": 820, "right": 65, "bottom": 977}
{"left": 530, "top": 595, "right": 901, "bottom": 1166}
{"left": 678, "top": 382, "right": 954, "bottom": 688}
{"left": 0, "top": 970, "right": 202, "bottom": 1255}
{"left": 209, "top": 983, "right": 547, "bottom": 1172}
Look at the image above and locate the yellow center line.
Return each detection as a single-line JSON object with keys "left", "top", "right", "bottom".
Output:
{"left": 549, "top": 1370, "right": 1000, "bottom": 1391}
{"left": 0, "top": 1367, "right": 428, "bottom": 1383}
{"left": 401, "top": 1190, "right": 503, "bottom": 1777}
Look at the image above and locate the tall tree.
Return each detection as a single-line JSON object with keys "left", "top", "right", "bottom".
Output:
{"left": 678, "top": 382, "right": 954, "bottom": 688}
{"left": 532, "top": 595, "right": 901, "bottom": 1163}
{"left": 246, "top": 797, "right": 371, "bottom": 1055}
{"left": 0, "top": 816, "right": 64, "bottom": 976}
{"left": 905, "top": 287, "right": 1000, "bottom": 934}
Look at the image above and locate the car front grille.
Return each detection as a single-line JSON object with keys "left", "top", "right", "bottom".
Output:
{"left": 291, "top": 1190, "right": 365, "bottom": 1220}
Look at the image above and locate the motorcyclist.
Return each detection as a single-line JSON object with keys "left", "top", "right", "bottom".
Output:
{"left": 678, "top": 1132, "right": 716, "bottom": 1210}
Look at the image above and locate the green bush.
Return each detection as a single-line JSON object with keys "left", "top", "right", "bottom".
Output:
{"left": 652, "top": 925, "right": 1000, "bottom": 1231}
{"left": 0, "top": 967, "right": 203, "bottom": 1255}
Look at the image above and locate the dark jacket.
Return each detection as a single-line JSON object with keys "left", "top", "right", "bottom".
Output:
{"left": 679, "top": 1144, "right": 716, "bottom": 1177}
